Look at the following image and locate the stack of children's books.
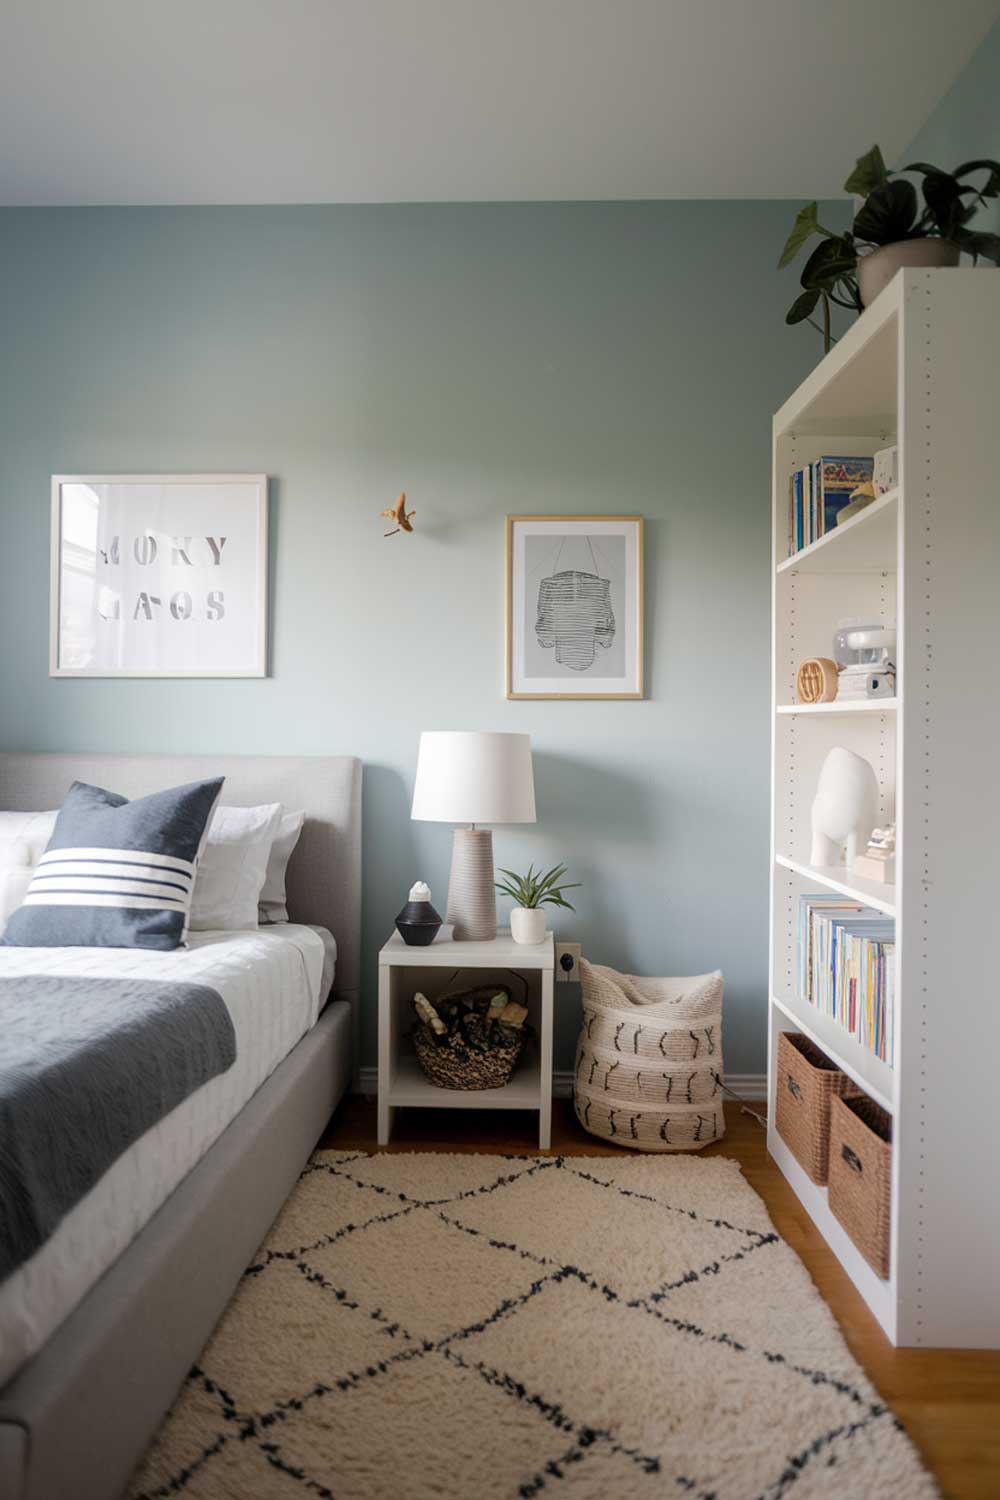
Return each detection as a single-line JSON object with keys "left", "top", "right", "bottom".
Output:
{"left": 788, "top": 455, "right": 874, "bottom": 555}
{"left": 796, "top": 893, "right": 894, "bottom": 1065}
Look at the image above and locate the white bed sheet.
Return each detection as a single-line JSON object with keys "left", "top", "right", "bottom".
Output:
{"left": 0, "top": 923, "right": 335, "bottom": 1388}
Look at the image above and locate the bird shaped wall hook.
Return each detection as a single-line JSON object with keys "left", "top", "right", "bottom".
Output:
{"left": 380, "top": 492, "right": 416, "bottom": 537}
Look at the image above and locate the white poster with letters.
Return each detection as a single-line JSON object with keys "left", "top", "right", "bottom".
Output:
{"left": 50, "top": 475, "right": 268, "bottom": 677}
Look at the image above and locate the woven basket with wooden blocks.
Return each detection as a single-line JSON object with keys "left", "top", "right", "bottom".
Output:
{"left": 410, "top": 981, "right": 531, "bottom": 1090}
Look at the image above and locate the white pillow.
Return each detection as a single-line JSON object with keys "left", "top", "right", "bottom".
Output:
{"left": 0, "top": 811, "right": 58, "bottom": 925}
{"left": 189, "top": 802, "right": 283, "bottom": 931}
{"left": 258, "top": 809, "right": 305, "bottom": 924}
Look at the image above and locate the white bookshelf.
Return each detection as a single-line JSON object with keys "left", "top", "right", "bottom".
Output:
{"left": 769, "top": 269, "right": 1000, "bottom": 1349}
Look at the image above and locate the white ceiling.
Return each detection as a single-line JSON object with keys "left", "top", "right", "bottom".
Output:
{"left": 1, "top": 1, "right": 997, "bottom": 206}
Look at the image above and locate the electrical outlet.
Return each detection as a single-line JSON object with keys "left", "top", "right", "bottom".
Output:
{"left": 555, "top": 942, "right": 581, "bottom": 983}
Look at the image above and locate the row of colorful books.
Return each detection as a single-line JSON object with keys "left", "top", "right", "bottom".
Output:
{"left": 796, "top": 893, "right": 894, "bottom": 1065}
{"left": 788, "top": 455, "right": 874, "bottom": 555}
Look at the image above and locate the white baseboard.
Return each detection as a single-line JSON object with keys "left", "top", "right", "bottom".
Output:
{"left": 356, "top": 1067, "right": 767, "bottom": 1102}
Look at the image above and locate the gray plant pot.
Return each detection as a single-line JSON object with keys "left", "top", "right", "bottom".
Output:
{"left": 857, "top": 238, "right": 960, "bottom": 306}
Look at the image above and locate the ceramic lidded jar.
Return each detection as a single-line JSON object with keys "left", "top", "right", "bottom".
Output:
{"left": 394, "top": 881, "right": 443, "bottom": 946}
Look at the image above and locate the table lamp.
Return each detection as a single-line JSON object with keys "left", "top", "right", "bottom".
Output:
{"left": 411, "top": 731, "right": 536, "bottom": 941}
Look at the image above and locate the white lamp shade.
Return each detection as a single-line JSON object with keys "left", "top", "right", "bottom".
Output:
{"left": 411, "top": 731, "right": 536, "bottom": 825}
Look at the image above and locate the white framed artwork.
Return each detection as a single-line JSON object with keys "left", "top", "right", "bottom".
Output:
{"left": 506, "top": 515, "right": 644, "bottom": 699}
{"left": 50, "top": 474, "right": 268, "bottom": 677}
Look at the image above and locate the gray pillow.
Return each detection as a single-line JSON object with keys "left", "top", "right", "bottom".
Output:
{"left": 2, "top": 777, "right": 224, "bottom": 951}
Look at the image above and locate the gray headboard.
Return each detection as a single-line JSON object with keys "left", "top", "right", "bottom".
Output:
{"left": 0, "top": 752, "right": 362, "bottom": 1009}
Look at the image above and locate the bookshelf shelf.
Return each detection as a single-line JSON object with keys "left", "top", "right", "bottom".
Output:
{"left": 776, "top": 698, "right": 898, "bottom": 716}
{"left": 774, "top": 854, "right": 896, "bottom": 916}
{"left": 769, "top": 269, "right": 1000, "bottom": 1349}
{"left": 777, "top": 489, "right": 898, "bottom": 576}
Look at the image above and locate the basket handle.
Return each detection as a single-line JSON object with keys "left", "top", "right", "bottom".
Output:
{"left": 786, "top": 1074, "right": 802, "bottom": 1101}
{"left": 438, "top": 968, "right": 530, "bottom": 1003}
{"left": 841, "top": 1144, "right": 863, "bottom": 1174}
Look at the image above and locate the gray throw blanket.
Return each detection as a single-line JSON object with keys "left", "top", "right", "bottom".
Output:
{"left": 0, "top": 975, "right": 237, "bottom": 1280}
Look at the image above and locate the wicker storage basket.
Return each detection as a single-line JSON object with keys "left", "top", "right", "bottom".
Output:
{"left": 573, "top": 961, "right": 724, "bottom": 1151}
{"left": 412, "top": 1023, "right": 527, "bottom": 1090}
{"left": 828, "top": 1092, "right": 893, "bottom": 1279}
{"left": 774, "top": 1031, "right": 858, "bottom": 1185}
{"left": 411, "top": 979, "right": 530, "bottom": 1091}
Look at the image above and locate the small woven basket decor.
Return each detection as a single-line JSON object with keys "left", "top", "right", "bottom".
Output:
{"left": 774, "top": 1031, "right": 859, "bottom": 1185}
{"left": 828, "top": 1092, "right": 893, "bottom": 1278}
{"left": 574, "top": 960, "right": 724, "bottom": 1150}
{"left": 411, "top": 981, "right": 530, "bottom": 1091}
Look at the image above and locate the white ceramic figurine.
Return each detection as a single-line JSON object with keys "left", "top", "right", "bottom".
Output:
{"left": 810, "top": 746, "right": 879, "bottom": 868}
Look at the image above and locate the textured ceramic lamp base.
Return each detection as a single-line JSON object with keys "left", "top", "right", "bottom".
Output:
{"left": 446, "top": 827, "right": 497, "bottom": 941}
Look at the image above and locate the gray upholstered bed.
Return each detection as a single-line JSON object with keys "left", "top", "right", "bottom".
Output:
{"left": 0, "top": 753, "right": 362, "bottom": 1500}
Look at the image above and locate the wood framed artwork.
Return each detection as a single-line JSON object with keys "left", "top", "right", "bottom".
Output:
{"left": 506, "top": 515, "right": 644, "bottom": 699}
{"left": 50, "top": 474, "right": 268, "bottom": 677}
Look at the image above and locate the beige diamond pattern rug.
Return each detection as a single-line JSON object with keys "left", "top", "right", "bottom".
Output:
{"left": 129, "top": 1150, "right": 937, "bottom": 1499}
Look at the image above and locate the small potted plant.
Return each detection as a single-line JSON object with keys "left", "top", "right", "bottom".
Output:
{"left": 779, "top": 145, "right": 1000, "bottom": 350}
{"left": 495, "top": 863, "right": 579, "bottom": 945}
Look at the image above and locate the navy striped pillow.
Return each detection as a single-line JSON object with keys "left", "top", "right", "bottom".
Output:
{"left": 2, "top": 777, "right": 224, "bottom": 950}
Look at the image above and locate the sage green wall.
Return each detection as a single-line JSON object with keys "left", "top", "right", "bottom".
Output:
{"left": 0, "top": 201, "right": 833, "bottom": 1073}
{"left": 902, "top": 17, "right": 1000, "bottom": 235}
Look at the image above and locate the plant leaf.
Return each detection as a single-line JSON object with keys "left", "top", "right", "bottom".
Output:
{"left": 852, "top": 179, "right": 918, "bottom": 246}
{"left": 844, "top": 145, "right": 889, "bottom": 196}
{"left": 777, "top": 202, "right": 820, "bottom": 269}
{"left": 785, "top": 288, "right": 819, "bottom": 325}
{"left": 948, "top": 159, "right": 1000, "bottom": 197}
{"left": 957, "top": 229, "right": 1000, "bottom": 263}
{"left": 800, "top": 238, "right": 857, "bottom": 290}
{"left": 496, "top": 863, "right": 578, "bottom": 911}
{"left": 902, "top": 160, "right": 944, "bottom": 178}
{"left": 920, "top": 171, "right": 965, "bottom": 237}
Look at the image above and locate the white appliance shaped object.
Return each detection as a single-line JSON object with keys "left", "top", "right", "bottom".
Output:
{"left": 810, "top": 746, "right": 879, "bottom": 869}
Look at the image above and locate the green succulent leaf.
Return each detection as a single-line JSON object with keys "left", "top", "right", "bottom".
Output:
{"left": 852, "top": 179, "right": 918, "bottom": 246}
{"left": 495, "top": 862, "right": 580, "bottom": 910}
{"left": 844, "top": 145, "right": 889, "bottom": 196}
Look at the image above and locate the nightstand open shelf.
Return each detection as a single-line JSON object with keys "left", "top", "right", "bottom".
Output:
{"left": 387, "top": 1053, "right": 542, "bottom": 1110}
{"left": 377, "top": 929, "right": 555, "bottom": 1147}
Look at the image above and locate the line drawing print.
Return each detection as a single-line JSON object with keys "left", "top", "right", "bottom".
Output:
{"left": 534, "top": 535, "right": 615, "bottom": 671}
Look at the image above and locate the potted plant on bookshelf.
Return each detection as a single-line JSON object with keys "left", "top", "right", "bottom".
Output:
{"left": 495, "top": 863, "right": 579, "bottom": 945}
{"left": 850, "top": 147, "right": 1000, "bottom": 305}
{"left": 779, "top": 145, "right": 1000, "bottom": 349}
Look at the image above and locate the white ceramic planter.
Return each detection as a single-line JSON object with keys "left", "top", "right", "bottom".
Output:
{"left": 857, "top": 238, "right": 960, "bottom": 306}
{"left": 510, "top": 906, "right": 546, "bottom": 945}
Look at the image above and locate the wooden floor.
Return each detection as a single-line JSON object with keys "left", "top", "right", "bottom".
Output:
{"left": 322, "top": 1096, "right": 1000, "bottom": 1500}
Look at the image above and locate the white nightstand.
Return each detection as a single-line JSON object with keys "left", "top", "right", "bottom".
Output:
{"left": 377, "top": 929, "right": 556, "bottom": 1148}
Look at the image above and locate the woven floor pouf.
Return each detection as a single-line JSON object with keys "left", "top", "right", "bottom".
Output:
{"left": 574, "top": 960, "right": 725, "bottom": 1150}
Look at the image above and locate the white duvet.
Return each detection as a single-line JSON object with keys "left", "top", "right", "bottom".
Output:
{"left": 0, "top": 923, "right": 334, "bottom": 1388}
